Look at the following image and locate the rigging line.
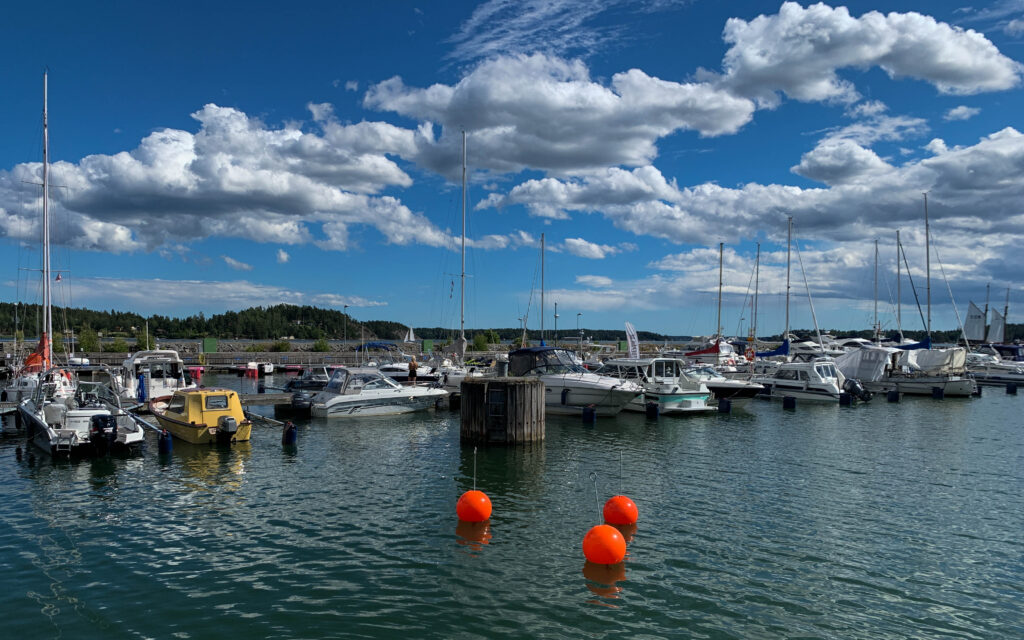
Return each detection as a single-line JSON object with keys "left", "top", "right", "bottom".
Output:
{"left": 899, "top": 241, "right": 928, "bottom": 332}
{"left": 932, "top": 245, "right": 970, "bottom": 348}
{"left": 793, "top": 237, "right": 825, "bottom": 351}
{"left": 734, "top": 253, "right": 757, "bottom": 338}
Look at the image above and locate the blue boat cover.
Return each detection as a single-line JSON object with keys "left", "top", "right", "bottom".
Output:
{"left": 894, "top": 337, "right": 932, "bottom": 350}
{"left": 757, "top": 339, "right": 789, "bottom": 358}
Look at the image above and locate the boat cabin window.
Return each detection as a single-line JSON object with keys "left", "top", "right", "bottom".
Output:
{"left": 653, "top": 360, "right": 677, "bottom": 378}
{"left": 167, "top": 395, "right": 187, "bottom": 413}
{"left": 815, "top": 364, "right": 838, "bottom": 380}
{"left": 776, "top": 369, "right": 798, "bottom": 380}
{"left": 510, "top": 349, "right": 587, "bottom": 376}
{"left": 797, "top": 370, "right": 809, "bottom": 381}
{"left": 325, "top": 369, "right": 350, "bottom": 393}
{"left": 205, "top": 395, "right": 230, "bottom": 410}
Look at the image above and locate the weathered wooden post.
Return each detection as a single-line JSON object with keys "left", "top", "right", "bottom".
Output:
{"left": 460, "top": 377, "right": 545, "bottom": 445}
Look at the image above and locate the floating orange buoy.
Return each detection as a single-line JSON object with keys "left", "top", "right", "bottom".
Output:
{"left": 582, "top": 524, "right": 626, "bottom": 564}
{"left": 456, "top": 490, "right": 492, "bottom": 522}
{"left": 603, "top": 495, "right": 638, "bottom": 525}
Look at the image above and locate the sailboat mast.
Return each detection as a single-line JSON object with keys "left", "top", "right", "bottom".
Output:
{"left": 785, "top": 216, "right": 792, "bottom": 342}
{"left": 42, "top": 71, "right": 53, "bottom": 364}
{"left": 716, "top": 242, "right": 723, "bottom": 340}
{"left": 753, "top": 242, "right": 760, "bottom": 364}
{"left": 1004, "top": 287, "right": 1011, "bottom": 329}
{"left": 459, "top": 130, "right": 466, "bottom": 343}
{"left": 896, "top": 230, "right": 902, "bottom": 339}
{"left": 541, "top": 233, "right": 545, "bottom": 341}
{"left": 924, "top": 192, "right": 931, "bottom": 337}
{"left": 983, "top": 282, "right": 991, "bottom": 342}
{"left": 874, "top": 238, "right": 878, "bottom": 343}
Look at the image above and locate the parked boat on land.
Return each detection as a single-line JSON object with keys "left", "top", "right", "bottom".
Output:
{"left": 593, "top": 357, "right": 714, "bottom": 415}
{"left": 150, "top": 388, "right": 252, "bottom": 444}
{"left": 310, "top": 368, "right": 448, "bottom": 418}
{"left": 508, "top": 346, "right": 642, "bottom": 416}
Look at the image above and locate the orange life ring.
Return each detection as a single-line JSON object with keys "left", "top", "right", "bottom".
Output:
{"left": 745, "top": 347, "right": 755, "bottom": 360}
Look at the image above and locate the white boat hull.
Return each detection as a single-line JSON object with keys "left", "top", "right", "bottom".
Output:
{"left": 541, "top": 381, "right": 640, "bottom": 416}
{"left": 311, "top": 388, "right": 448, "bottom": 417}
{"left": 866, "top": 376, "right": 976, "bottom": 397}
{"left": 624, "top": 392, "right": 714, "bottom": 415}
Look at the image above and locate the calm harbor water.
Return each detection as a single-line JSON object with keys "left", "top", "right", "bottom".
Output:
{"left": 1, "top": 374, "right": 1022, "bottom": 639}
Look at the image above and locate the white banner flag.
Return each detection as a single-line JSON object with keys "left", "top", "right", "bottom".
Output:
{"left": 624, "top": 321, "right": 639, "bottom": 359}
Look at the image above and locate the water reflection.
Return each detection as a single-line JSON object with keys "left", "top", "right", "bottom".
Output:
{"left": 454, "top": 520, "right": 492, "bottom": 553}
{"left": 582, "top": 560, "right": 627, "bottom": 601}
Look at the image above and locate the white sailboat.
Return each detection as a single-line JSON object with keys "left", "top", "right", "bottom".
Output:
{"left": 17, "top": 73, "right": 143, "bottom": 455}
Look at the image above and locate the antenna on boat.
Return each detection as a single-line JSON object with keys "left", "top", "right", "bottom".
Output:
{"left": 896, "top": 229, "right": 902, "bottom": 341}
{"left": 874, "top": 239, "right": 879, "bottom": 344}
{"left": 716, "top": 242, "right": 723, "bottom": 341}
{"left": 785, "top": 216, "right": 792, "bottom": 350}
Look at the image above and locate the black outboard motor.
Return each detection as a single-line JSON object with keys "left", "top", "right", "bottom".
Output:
{"left": 90, "top": 414, "right": 118, "bottom": 455}
{"left": 843, "top": 378, "right": 873, "bottom": 402}
{"left": 216, "top": 415, "right": 239, "bottom": 445}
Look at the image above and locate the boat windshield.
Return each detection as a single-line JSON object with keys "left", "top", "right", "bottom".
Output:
{"left": 684, "top": 366, "right": 720, "bottom": 379}
{"left": 514, "top": 349, "right": 588, "bottom": 375}
{"left": 325, "top": 369, "right": 351, "bottom": 393}
{"left": 74, "top": 382, "right": 120, "bottom": 408}
{"left": 815, "top": 363, "right": 838, "bottom": 380}
{"left": 346, "top": 372, "right": 400, "bottom": 392}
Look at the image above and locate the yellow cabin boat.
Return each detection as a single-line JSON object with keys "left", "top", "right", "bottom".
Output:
{"left": 149, "top": 388, "right": 252, "bottom": 444}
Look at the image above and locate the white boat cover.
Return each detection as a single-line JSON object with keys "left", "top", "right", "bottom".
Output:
{"left": 834, "top": 346, "right": 894, "bottom": 382}
{"left": 897, "top": 347, "right": 967, "bottom": 374}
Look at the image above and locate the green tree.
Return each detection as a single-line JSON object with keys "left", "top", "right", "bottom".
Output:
{"left": 106, "top": 337, "right": 129, "bottom": 353}
{"left": 52, "top": 332, "right": 64, "bottom": 353}
{"left": 78, "top": 326, "right": 100, "bottom": 352}
{"left": 472, "top": 333, "right": 489, "bottom": 351}
{"left": 268, "top": 340, "right": 291, "bottom": 352}
{"left": 312, "top": 338, "right": 331, "bottom": 352}
{"left": 134, "top": 327, "right": 155, "bottom": 350}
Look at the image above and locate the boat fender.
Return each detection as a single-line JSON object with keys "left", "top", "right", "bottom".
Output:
{"left": 561, "top": 388, "right": 570, "bottom": 405}
{"left": 282, "top": 421, "right": 297, "bottom": 445}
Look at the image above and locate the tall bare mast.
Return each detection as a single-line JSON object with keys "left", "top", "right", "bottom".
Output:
{"left": 924, "top": 192, "right": 931, "bottom": 337}
{"left": 896, "top": 230, "right": 902, "bottom": 339}
{"left": 459, "top": 131, "right": 466, "bottom": 344}
{"left": 540, "top": 233, "right": 545, "bottom": 341}
{"left": 716, "top": 242, "right": 723, "bottom": 340}
{"left": 42, "top": 71, "right": 53, "bottom": 364}
{"left": 785, "top": 216, "right": 792, "bottom": 343}
{"left": 873, "top": 239, "right": 879, "bottom": 343}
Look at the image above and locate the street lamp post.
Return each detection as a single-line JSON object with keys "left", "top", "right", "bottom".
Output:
{"left": 576, "top": 312, "right": 582, "bottom": 353}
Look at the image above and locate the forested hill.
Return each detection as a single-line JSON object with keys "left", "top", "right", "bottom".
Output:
{"left": 0, "top": 302, "right": 1018, "bottom": 343}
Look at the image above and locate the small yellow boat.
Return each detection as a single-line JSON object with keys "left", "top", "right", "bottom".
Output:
{"left": 149, "top": 388, "right": 252, "bottom": 444}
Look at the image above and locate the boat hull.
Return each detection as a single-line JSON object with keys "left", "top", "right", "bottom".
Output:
{"left": 541, "top": 383, "right": 640, "bottom": 416}
{"left": 151, "top": 413, "right": 253, "bottom": 444}
{"left": 19, "top": 403, "right": 143, "bottom": 457}
{"left": 311, "top": 389, "right": 448, "bottom": 418}
{"left": 755, "top": 383, "right": 841, "bottom": 402}
{"left": 624, "top": 392, "right": 714, "bottom": 415}
{"left": 866, "top": 376, "right": 976, "bottom": 397}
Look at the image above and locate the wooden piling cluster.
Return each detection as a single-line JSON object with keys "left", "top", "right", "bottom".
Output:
{"left": 460, "top": 377, "right": 545, "bottom": 445}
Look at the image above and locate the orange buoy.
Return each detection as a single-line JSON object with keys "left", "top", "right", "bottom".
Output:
{"left": 456, "top": 490, "right": 492, "bottom": 522}
{"left": 603, "top": 495, "right": 638, "bottom": 525}
{"left": 582, "top": 524, "right": 626, "bottom": 564}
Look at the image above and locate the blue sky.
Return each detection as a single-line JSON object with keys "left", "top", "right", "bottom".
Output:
{"left": 2, "top": 1, "right": 1023, "bottom": 337}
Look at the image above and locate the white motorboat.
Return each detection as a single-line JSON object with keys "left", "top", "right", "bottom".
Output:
{"left": 593, "top": 357, "right": 714, "bottom": 415}
{"left": 119, "top": 349, "right": 195, "bottom": 403}
{"left": 310, "top": 368, "right": 448, "bottom": 417}
{"left": 966, "top": 352, "right": 1024, "bottom": 386}
{"left": 19, "top": 368, "right": 145, "bottom": 457}
{"left": 508, "top": 347, "right": 643, "bottom": 416}
{"left": 683, "top": 365, "right": 764, "bottom": 403}
{"left": 751, "top": 357, "right": 845, "bottom": 402}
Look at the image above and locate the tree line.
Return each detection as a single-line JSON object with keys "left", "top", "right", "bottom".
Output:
{"left": 0, "top": 301, "right": 1018, "bottom": 345}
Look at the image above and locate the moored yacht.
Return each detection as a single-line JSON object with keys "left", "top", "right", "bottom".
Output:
{"left": 751, "top": 357, "right": 845, "bottom": 402}
{"left": 508, "top": 347, "right": 642, "bottom": 416}
{"left": 593, "top": 357, "right": 714, "bottom": 414}
{"left": 119, "top": 349, "right": 195, "bottom": 404}
{"left": 19, "top": 367, "right": 145, "bottom": 457}
{"left": 310, "top": 368, "right": 448, "bottom": 417}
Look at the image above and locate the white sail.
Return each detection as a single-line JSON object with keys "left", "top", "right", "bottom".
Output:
{"left": 963, "top": 301, "right": 986, "bottom": 342}
{"left": 988, "top": 309, "right": 1005, "bottom": 344}
{"left": 624, "top": 321, "right": 640, "bottom": 359}
{"left": 404, "top": 326, "right": 416, "bottom": 342}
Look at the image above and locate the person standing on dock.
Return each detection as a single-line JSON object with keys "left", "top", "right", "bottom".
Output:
{"left": 409, "top": 357, "right": 418, "bottom": 384}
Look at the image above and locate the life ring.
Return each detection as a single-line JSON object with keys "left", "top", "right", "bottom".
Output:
{"left": 745, "top": 347, "right": 755, "bottom": 360}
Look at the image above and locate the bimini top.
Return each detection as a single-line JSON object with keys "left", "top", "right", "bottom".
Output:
{"left": 509, "top": 347, "right": 586, "bottom": 376}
